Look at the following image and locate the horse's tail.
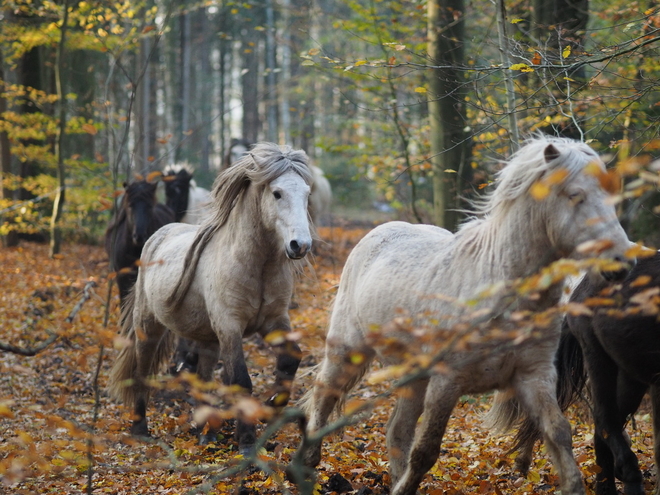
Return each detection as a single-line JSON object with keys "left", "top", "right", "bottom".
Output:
{"left": 108, "top": 289, "right": 176, "bottom": 407}
{"left": 510, "top": 318, "right": 587, "bottom": 456}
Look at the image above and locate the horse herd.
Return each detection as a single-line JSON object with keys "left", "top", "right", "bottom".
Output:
{"left": 105, "top": 137, "right": 660, "bottom": 495}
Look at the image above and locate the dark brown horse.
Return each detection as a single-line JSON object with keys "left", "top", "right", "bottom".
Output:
{"left": 513, "top": 252, "right": 660, "bottom": 495}
{"left": 104, "top": 179, "right": 175, "bottom": 307}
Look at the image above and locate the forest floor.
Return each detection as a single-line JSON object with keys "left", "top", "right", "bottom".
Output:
{"left": 0, "top": 222, "right": 656, "bottom": 495}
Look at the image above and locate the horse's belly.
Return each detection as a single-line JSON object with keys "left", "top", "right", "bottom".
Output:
{"left": 452, "top": 351, "right": 517, "bottom": 394}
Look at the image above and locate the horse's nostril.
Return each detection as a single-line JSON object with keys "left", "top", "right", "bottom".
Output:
{"left": 290, "top": 240, "right": 300, "bottom": 253}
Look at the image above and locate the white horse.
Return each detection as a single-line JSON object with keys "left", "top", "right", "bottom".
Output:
{"left": 109, "top": 143, "right": 313, "bottom": 452}
{"left": 163, "top": 164, "right": 212, "bottom": 225}
{"left": 299, "top": 136, "right": 632, "bottom": 495}
{"left": 309, "top": 164, "right": 332, "bottom": 227}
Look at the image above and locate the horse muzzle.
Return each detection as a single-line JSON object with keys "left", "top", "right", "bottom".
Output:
{"left": 286, "top": 239, "right": 311, "bottom": 259}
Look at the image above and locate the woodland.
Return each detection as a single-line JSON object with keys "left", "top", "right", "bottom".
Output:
{"left": 1, "top": 0, "right": 660, "bottom": 494}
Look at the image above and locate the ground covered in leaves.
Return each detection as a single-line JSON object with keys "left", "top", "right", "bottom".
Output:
{"left": 0, "top": 224, "right": 656, "bottom": 494}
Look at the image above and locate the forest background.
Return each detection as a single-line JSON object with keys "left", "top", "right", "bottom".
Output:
{"left": 2, "top": 0, "right": 660, "bottom": 494}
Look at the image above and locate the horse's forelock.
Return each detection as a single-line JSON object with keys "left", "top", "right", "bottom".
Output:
{"left": 125, "top": 180, "right": 158, "bottom": 204}
{"left": 247, "top": 143, "right": 312, "bottom": 187}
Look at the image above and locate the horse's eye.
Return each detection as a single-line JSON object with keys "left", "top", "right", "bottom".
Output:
{"left": 273, "top": 191, "right": 282, "bottom": 200}
{"left": 569, "top": 192, "right": 585, "bottom": 205}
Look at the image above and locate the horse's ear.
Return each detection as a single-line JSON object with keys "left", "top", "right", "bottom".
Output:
{"left": 544, "top": 144, "right": 561, "bottom": 163}
{"left": 123, "top": 181, "right": 128, "bottom": 189}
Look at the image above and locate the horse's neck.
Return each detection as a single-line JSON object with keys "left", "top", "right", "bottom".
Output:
{"left": 459, "top": 203, "right": 557, "bottom": 281}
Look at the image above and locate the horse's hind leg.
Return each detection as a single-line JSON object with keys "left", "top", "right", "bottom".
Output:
{"left": 386, "top": 378, "right": 429, "bottom": 484}
{"left": 131, "top": 318, "right": 169, "bottom": 437}
{"left": 302, "top": 342, "right": 374, "bottom": 468}
{"left": 514, "top": 373, "right": 585, "bottom": 495}
{"left": 389, "top": 376, "right": 459, "bottom": 495}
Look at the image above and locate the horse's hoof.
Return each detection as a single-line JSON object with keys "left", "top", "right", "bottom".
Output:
{"left": 621, "top": 481, "right": 644, "bottom": 495}
{"left": 130, "top": 423, "right": 150, "bottom": 438}
{"left": 198, "top": 432, "right": 217, "bottom": 445}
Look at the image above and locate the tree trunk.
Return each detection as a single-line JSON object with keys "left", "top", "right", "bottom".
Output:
{"left": 199, "top": 8, "right": 211, "bottom": 172}
{"left": 49, "top": 0, "right": 70, "bottom": 257}
{"left": 242, "top": 37, "right": 260, "bottom": 143}
{"left": 427, "top": 0, "right": 468, "bottom": 230}
{"left": 0, "top": 50, "right": 15, "bottom": 247}
{"left": 265, "top": 0, "right": 278, "bottom": 142}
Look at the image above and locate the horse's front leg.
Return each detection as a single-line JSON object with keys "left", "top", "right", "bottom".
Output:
{"left": 215, "top": 331, "right": 256, "bottom": 454}
{"left": 580, "top": 334, "right": 645, "bottom": 495}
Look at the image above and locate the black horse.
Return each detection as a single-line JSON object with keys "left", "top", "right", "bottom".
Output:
{"left": 163, "top": 167, "right": 193, "bottom": 222}
{"left": 105, "top": 179, "right": 175, "bottom": 307}
{"left": 513, "top": 253, "right": 660, "bottom": 495}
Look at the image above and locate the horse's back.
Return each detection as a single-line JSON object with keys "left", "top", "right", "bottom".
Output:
{"left": 329, "top": 221, "right": 454, "bottom": 338}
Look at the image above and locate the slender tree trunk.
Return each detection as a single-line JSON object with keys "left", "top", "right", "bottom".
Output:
{"left": 427, "top": 0, "right": 468, "bottom": 230}
{"left": 496, "top": 0, "right": 520, "bottom": 151}
{"left": 181, "top": 10, "right": 192, "bottom": 157}
{"left": 242, "top": 38, "right": 260, "bottom": 143}
{"left": 279, "top": 0, "right": 291, "bottom": 144}
{"left": 199, "top": 8, "right": 211, "bottom": 171}
{"left": 0, "top": 50, "right": 14, "bottom": 247}
{"left": 49, "top": 0, "right": 70, "bottom": 257}
{"left": 265, "top": 0, "right": 278, "bottom": 141}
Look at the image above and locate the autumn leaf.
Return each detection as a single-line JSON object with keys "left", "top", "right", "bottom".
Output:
{"left": 509, "top": 63, "right": 534, "bottom": 72}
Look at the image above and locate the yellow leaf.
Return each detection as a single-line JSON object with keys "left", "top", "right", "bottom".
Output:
{"left": 511, "top": 18, "right": 524, "bottom": 24}
{"left": 562, "top": 45, "right": 572, "bottom": 58}
{"left": 414, "top": 87, "right": 427, "bottom": 93}
{"left": 509, "top": 63, "right": 533, "bottom": 72}
{"left": 545, "top": 168, "right": 569, "bottom": 186}
{"left": 530, "top": 181, "right": 550, "bottom": 200}
{"left": 0, "top": 402, "right": 14, "bottom": 419}
{"left": 301, "top": 60, "right": 314, "bottom": 66}
{"left": 355, "top": 60, "right": 367, "bottom": 67}
{"left": 308, "top": 48, "right": 320, "bottom": 56}
{"left": 625, "top": 243, "right": 656, "bottom": 259}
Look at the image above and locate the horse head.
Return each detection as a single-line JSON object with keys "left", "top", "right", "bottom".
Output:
{"left": 262, "top": 169, "right": 312, "bottom": 259}
{"left": 163, "top": 167, "right": 193, "bottom": 222}
{"left": 223, "top": 138, "right": 252, "bottom": 169}
{"left": 532, "top": 139, "right": 633, "bottom": 279}
{"left": 124, "top": 180, "right": 159, "bottom": 246}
